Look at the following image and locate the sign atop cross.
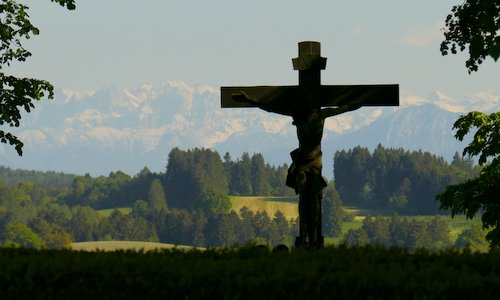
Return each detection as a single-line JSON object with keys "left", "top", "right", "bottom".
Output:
{"left": 221, "top": 41, "right": 399, "bottom": 248}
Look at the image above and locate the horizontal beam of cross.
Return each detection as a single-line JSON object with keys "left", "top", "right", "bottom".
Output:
{"left": 221, "top": 84, "right": 399, "bottom": 115}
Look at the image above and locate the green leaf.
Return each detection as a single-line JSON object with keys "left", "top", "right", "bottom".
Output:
{"left": 437, "top": 109, "right": 500, "bottom": 248}
{"left": 0, "top": 0, "right": 64, "bottom": 155}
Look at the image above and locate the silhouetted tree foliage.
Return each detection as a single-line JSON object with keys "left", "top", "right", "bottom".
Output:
{"left": 0, "top": 166, "right": 75, "bottom": 196}
{"left": 69, "top": 206, "right": 99, "bottom": 242}
{"left": 343, "top": 215, "right": 452, "bottom": 251}
{"left": 226, "top": 152, "right": 294, "bottom": 197}
{"left": 440, "top": 0, "right": 499, "bottom": 73}
{"left": 165, "top": 147, "right": 228, "bottom": 210}
{"left": 165, "top": 148, "right": 293, "bottom": 212}
{"left": 29, "top": 217, "right": 71, "bottom": 249}
{"left": 58, "top": 168, "right": 170, "bottom": 210}
{"left": 0, "top": 146, "right": 300, "bottom": 247}
{"left": 439, "top": 1, "right": 500, "bottom": 248}
{"left": 61, "top": 171, "right": 132, "bottom": 209}
{"left": 322, "top": 182, "right": 352, "bottom": 237}
{"left": 125, "top": 167, "right": 157, "bottom": 206}
{"left": 343, "top": 228, "right": 369, "bottom": 246}
{"left": 272, "top": 210, "right": 291, "bottom": 245}
{"left": 3, "top": 223, "right": 44, "bottom": 249}
{"left": 334, "top": 145, "right": 477, "bottom": 214}
{"left": 209, "top": 211, "right": 240, "bottom": 247}
{"left": 250, "top": 153, "right": 271, "bottom": 195}
{"left": 0, "top": 159, "right": 486, "bottom": 250}
{"left": 229, "top": 152, "right": 253, "bottom": 195}
{"left": 0, "top": 174, "right": 297, "bottom": 248}
{"left": 2, "top": 145, "right": 485, "bottom": 249}
{"left": 2, "top": 147, "right": 293, "bottom": 212}
{"left": 195, "top": 187, "right": 231, "bottom": 215}
{"left": 437, "top": 111, "right": 500, "bottom": 248}
{"left": 0, "top": 0, "right": 75, "bottom": 154}
{"left": 99, "top": 209, "right": 158, "bottom": 242}
{"left": 147, "top": 178, "right": 167, "bottom": 211}
{"left": 454, "top": 223, "right": 489, "bottom": 250}
{"left": 131, "top": 200, "right": 149, "bottom": 218}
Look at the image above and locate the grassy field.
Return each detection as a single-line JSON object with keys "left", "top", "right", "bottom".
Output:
{"left": 70, "top": 241, "right": 195, "bottom": 252}
{"left": 93, "top": 197, "right": 484, "bottom": 248}
{"left": 344, "top": 206, "right": 370, "bottom": 221}
{"left": 407, "top": 215, "right": 483, "bottom": 241}
{"left": 325, "top": 219, "right": 364, "bottom": 245}
{"left": 230, "top": 196, "right": 298, "bottom": 220}
{"left": 3, "top": 246, "right": 500, "bottom": 298}
{"left": 324, "top": 214, "right": 484, "bottom": 246}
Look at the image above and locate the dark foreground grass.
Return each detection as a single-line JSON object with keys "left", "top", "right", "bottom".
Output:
{"left": 1, "top": 246, "right": 500, "bottom": 299}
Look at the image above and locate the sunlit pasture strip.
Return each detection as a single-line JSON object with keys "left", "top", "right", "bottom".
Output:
{"left": 70, "top": 241, "right": 196, "bottom": 252}
{"left": 230, "top": 196, "right": 298, "bottom": 220}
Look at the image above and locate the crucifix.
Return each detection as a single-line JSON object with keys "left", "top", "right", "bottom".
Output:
{"left": 221, "top": 41, "right": 399, "bottom": 248}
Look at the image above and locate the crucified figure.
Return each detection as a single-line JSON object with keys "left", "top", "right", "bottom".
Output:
{"left": 222, "top": 41, "right": 399, "bottom": 247}
{"left": 232, "top": 91, "right": 361, "bottom": 247}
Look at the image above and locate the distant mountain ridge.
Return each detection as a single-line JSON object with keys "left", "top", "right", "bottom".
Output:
{"left": 0, "top": 81, "right": 497, "bottom": 177}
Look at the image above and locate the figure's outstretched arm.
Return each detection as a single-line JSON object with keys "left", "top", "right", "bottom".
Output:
{"left": 232, "top": 91, "right": 258, "bottom": 105}
{"left": 321, "top": 101, "right": 362, "bottom": 118}
{"left": 232, "top": 91, "right": 293, "bottom": 116}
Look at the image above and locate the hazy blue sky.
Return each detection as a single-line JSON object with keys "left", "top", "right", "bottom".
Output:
{"left": 12, "top": 1, "right": 499, "bottom": 98}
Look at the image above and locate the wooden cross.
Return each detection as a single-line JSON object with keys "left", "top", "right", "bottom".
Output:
{"left": 221, "top": 41, "right": 399, "bottom": 248}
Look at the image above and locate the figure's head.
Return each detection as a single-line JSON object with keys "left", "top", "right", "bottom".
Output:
{"left": 292, "top": 107, "right": 320, "bottom": 125}
{"left": 305, "top": 106, "right": 321, "bottom": 117}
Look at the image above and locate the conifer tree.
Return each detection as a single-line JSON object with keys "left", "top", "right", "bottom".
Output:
{"left": 148, "top": 179, "right": 167, "bottom": 211}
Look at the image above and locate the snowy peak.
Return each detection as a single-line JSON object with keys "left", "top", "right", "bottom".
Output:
{"left": 1, "top": 81, "right": 498, "bottom": 175}
{"left": 401, "top": 89, "right": 499, "bottom": 114}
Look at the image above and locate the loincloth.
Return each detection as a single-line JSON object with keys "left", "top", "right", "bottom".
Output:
{"left": 286, "top": 148, "right": 327, "bottom": 193}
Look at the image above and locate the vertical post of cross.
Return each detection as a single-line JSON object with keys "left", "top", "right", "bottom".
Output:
{"left": 220, "top": 41, "right": 399, "bottom": 249}
{"left": 291, "top": 41, "right": 328, "bottom": 248}
{"left": 292, "top": 41, "right": 327, "bottom": 88}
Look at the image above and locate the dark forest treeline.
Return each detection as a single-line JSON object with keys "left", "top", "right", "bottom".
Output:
{"left": 0, "top": 177, "right": 296, "bottom": 249}
{"left": 165, "top": 148, "right": 294, "bottom": 214}
{"left": 2, "top": 145, "right": 476, "bottom": 214}
{"left": 224, "top": 152, "right": 292, "bottom": 197}
{"left": 0, "top": 148, "right": 293, "bottom": 212}
{"left": 0, "top": 148, "right": 300, "bottom": 249}
{"left": 334, "top": 145, "right": 478, "bottom": 215}
{"left": 344, "top": 215, "right": 452, "bottom": 250}
{"left": 0, "top": 173, "right": 486, "bottom": 250}
{"left": 0, "top": 145, "right": 483, "bottom": 249}
{"left": 0, "top": 166, "right": 76, "bottom": 197}
{"left": 54, "top": 148, "right": 293, "bottom": 211}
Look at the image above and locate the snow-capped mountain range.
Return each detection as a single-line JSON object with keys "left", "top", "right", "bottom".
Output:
{"left": 0, "top": 80, "right": 498, "bottom": 177}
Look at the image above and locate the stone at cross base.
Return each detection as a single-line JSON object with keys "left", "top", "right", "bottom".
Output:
{"left": 221, "top": 41, "right": 399, "bottom": 248}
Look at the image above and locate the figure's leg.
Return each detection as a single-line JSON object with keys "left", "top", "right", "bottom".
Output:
{"left": 295, "top": 171, "right": 308, "bottom": 246}
{"left": 295, "top": 171, "right": 325, "bottom": 248}
{"left": 307, "top": 175, "right": 318, "bottom": 246}
{"left": 305, "top": 174, "right": 324, "bottom": 248}
{"left": 313, "top": 186, "right": 323, "bottom": 247}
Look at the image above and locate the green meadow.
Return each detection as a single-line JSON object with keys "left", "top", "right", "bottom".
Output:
{"left": 95, "top": 196, "right": 482, "bottom": 247}
{"left": 229, "top": 197, "right": 483, "bottom": 245}
{"left": 229, "top": 196, "right": 298, "bottom": 220}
